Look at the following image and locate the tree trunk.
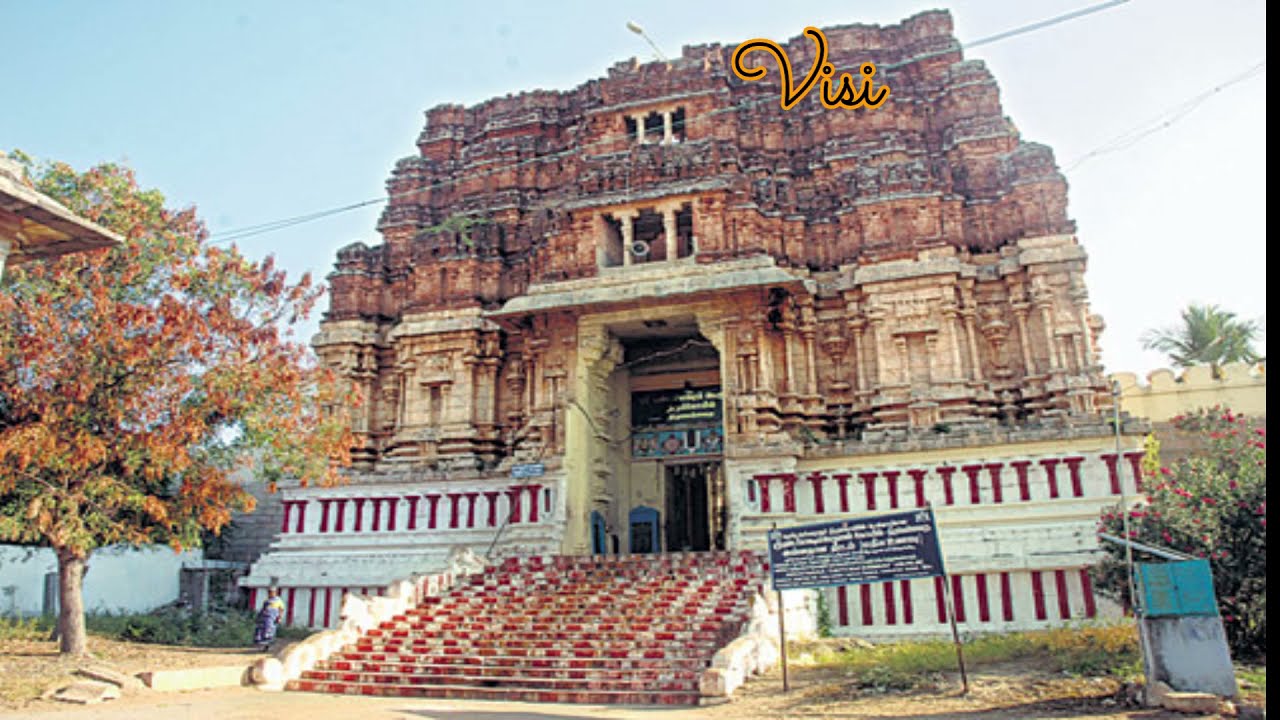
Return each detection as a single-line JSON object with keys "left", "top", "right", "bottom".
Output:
{"left": 54, "top": 547, "right": 88, "bottom": 656}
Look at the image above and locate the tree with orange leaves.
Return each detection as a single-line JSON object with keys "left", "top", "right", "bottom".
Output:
{"left": 0, "top": 156, "right": 353, "bottom": 655}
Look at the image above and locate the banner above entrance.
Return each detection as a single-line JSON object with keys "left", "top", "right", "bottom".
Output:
{"left": 767, "top": 509, "right": 945, "bottom": 591}
{"left": 631, "top": 386, "right": 722, "bottom": 428}
{"left": 631, "top": 385, "right": 724, "bottom": 459}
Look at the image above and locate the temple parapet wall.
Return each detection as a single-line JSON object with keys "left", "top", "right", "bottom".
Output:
{"left": 1112, "top": 362, "right": 1266, "bottom": 422}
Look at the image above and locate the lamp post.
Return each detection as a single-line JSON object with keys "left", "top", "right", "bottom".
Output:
{"left": 1112, "top": 380, "right": 1138, "bottom": 611}
{"left": 626, "top": 21, "right": 669, "bottom": 63}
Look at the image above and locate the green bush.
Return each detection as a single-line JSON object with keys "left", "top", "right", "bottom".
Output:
{"left": 101, "top": 606, "right": 315, "bottom": 647}
{"left": 2, "top": 605, "right": 311, "bottom": 648}
{"left": 0, "top": 615, "right": 48, "bottom": 641}
{"left": 1096, "top": 407, "right": 1267, "bottom": 661}
{"left": 815, "top": 591, "right": 833, "bottom": 638}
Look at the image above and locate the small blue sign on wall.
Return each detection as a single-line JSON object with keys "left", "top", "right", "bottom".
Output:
{"left": 1139, "top": 559, "right": 1220, "bottom": 617}
{"left": 767, "top": 509, "right": 945, "bottom": 591}
{"left": 511, "top": 462, "right": 545, "bottom": 479}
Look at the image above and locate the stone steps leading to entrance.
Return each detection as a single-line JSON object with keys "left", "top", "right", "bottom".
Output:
{"left": 286, "top": 550, "right": 767, "bottom": 705}
{"left": 289, "top": 679, "right": 702, "bottom": 705}
{"left": 325, "top": 654, "right": 709, "bottom": 672}
{"left": 301, "top": 668, "right": 699, "bottom": 692}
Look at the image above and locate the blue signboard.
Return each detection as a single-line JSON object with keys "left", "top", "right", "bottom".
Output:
{"left": 767, "top": 509, "right": 945, "bottom": 591}
{"left": 1138, "top": 559, "right": 1220, "bottom": 617}
{"left": 511, "top": 462, "right": 545, "bottom": 479}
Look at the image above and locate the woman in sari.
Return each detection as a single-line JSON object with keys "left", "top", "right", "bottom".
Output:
{"left": 254, "top": 589, "right": 285, "bottom": 652}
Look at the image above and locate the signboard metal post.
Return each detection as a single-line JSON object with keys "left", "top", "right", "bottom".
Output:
{"left": 776, "top": 589, "right": 790, "bottom": 691}
{"left": 771, "top": 523, "right": 790, "bottom": 692}
{"left": 940, "top": 568, "right": 970, "bottom": 694}
{"left": 930, "top": 505, "right": 968, "bottom": 695}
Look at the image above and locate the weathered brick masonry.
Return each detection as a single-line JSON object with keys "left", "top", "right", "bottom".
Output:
{"left": 244, "top": 11, "right": 1147, "bottom": 639}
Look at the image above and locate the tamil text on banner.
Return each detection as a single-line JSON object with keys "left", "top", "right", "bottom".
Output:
{"left": 767, "top": 509, "right": 945, "bottom": 591}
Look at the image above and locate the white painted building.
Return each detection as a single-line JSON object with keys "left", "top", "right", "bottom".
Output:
{"left": 0, "top": 544, "right": 200, "bottom": 617}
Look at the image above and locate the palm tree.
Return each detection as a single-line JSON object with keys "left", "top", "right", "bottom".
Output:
{"left": 1142, "top": 304, "right": 1262, "bottom": 370}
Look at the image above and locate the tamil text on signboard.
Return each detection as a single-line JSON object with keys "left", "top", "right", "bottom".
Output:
{"left": 631, "top": 386, "right": 722, "bottom": 427}
{"left": 768, "top": 509, "right": 945, "bottom": 591}
{"left": 631, "top": 386, "right": 723, "bottom": 459}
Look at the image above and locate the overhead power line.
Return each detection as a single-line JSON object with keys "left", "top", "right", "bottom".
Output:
{"left": 964, "top": 0, "right": 1130, "bottom": 49}
{"left": 1065, "top": 59, "right": 1266, "bottom": 171}
{"left": 207, "top": 0, "right": 1133, "bottom": 245}
{"left": 213, "top": 197, "right": 385, "bottom": 243}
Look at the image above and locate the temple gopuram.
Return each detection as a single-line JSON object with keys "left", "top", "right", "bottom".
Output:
{"left": 244, "top": 10, "right": 1147, "bottom": 640}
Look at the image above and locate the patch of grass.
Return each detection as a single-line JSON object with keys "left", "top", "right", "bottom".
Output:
{"left": 794, "top": 623, "right": 1140, "bottom": 691}
{"left": 0, "top": 616, "right": 49, "bottom": 641}
{"left": 1038, "top": 623, "right": 1140, "bottom": 678}
{"left": 1238, "top": 666, "right": 1266, "bottom": 691}
{"left": 0, "top": 676, "right": 51, "bottom": 709}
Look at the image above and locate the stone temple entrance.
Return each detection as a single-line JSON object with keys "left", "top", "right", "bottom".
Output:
{"left": 574, "top": 314, "right": 726, "bottom": 556}
{"left": 665, "top": 460, "right": 726, "bottom": 552}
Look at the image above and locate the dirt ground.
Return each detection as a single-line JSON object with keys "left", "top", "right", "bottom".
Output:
{"left": 0, "top": 636, "right": 261, "bottom": 709}
{"left": 0, "top": 638, "right": 1261, "bottom": 720}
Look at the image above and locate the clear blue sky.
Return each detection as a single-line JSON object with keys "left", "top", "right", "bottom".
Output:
{"left": 2, "top": 0, "right": 1266, "bottom": 375}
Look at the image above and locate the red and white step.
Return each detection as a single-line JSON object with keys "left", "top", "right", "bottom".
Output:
{"left": 288, "top": 551, "right": 768, "bottom": 706}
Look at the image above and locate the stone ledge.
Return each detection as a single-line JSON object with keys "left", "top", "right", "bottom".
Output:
{"left": 51, "top": 680, "right": 121, "bottom": 705}
{"left": 137, "top": 665, "right": 251, "bottom": 692}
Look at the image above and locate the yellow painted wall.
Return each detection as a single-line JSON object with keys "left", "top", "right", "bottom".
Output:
{"left": 1112, "top": 362, "right": 1266, "bottom": 422}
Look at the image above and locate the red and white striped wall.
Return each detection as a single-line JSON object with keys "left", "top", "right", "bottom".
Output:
{"left": 246, "top": 570, "right": 458, "bottom": 630}
{"left": 744, "top": 451, "right": 1144, "bottom": 516}
{"left": 823, "top": 567, "right": 1101, "bottom": 636}
{"left": 274, "top": 482, "right": 555, "bottom": 538}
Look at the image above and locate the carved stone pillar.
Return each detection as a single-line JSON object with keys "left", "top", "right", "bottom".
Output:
{"left": 1013, "top": 304, "right": 1034, "bottom": 374}
{"left": 803, "top": 329, "right": 818, "bottom": 396}
{"left": 1072, "top": 282, "right": 1094, "bottom": 368}
{"left": 618, "top": 211, "right": 636, "bottom": 267}
{"left": 756, "top": 323, "right": 773, "bottom": 393}
{"left": 848, "top": 319, "right": 866, "bottom": 393}
{"left": 869, "top": 315, "right": 888, "bottom": 387}
{"left": 923, "top": 336, "right": 938, "bottom": 385}
{"left": 894, "top": 336, "right": 908, "bottom": 386}
{"left": 662, "top": 205, "right": 678, "bottom": 260}
{"left": 963, "top": 312, "right": 984, "bottom": 381}
{"left": 1037, "top": 302, "right": 1060, "bottom": 370}
{"left": 941, "top": 303, "right": 964, "bottom": 381}
{"left": 782, "top": 331, "right": 797, "bottom": 396}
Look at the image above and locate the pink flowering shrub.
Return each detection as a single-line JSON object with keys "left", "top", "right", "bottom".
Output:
{"left": 1096, "top": 407, "right": 1266, "bottom": 660}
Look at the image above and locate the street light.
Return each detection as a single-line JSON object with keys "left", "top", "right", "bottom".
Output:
{"left": 626, "top": 20, "right": 669, "bottom": 63}
{"left": 1112, "top": 380, "right": 1137, "bottom": 612}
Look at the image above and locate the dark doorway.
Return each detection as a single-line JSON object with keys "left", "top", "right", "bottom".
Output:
{"left": 665, "top": 462, "right": 725, "bottom": 552}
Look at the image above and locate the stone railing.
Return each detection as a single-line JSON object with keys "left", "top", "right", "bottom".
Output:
{"left": 274, "top": 481, "right": 554, "bottom": 538}
{"left": 249, "top": 549, "right": 487, "bottom": 692}
{"left": 700, "top": 591, "right": 781, "bottom": 700}
{"left": 740, "top": 450, "right": 1145, "bottom": 518}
